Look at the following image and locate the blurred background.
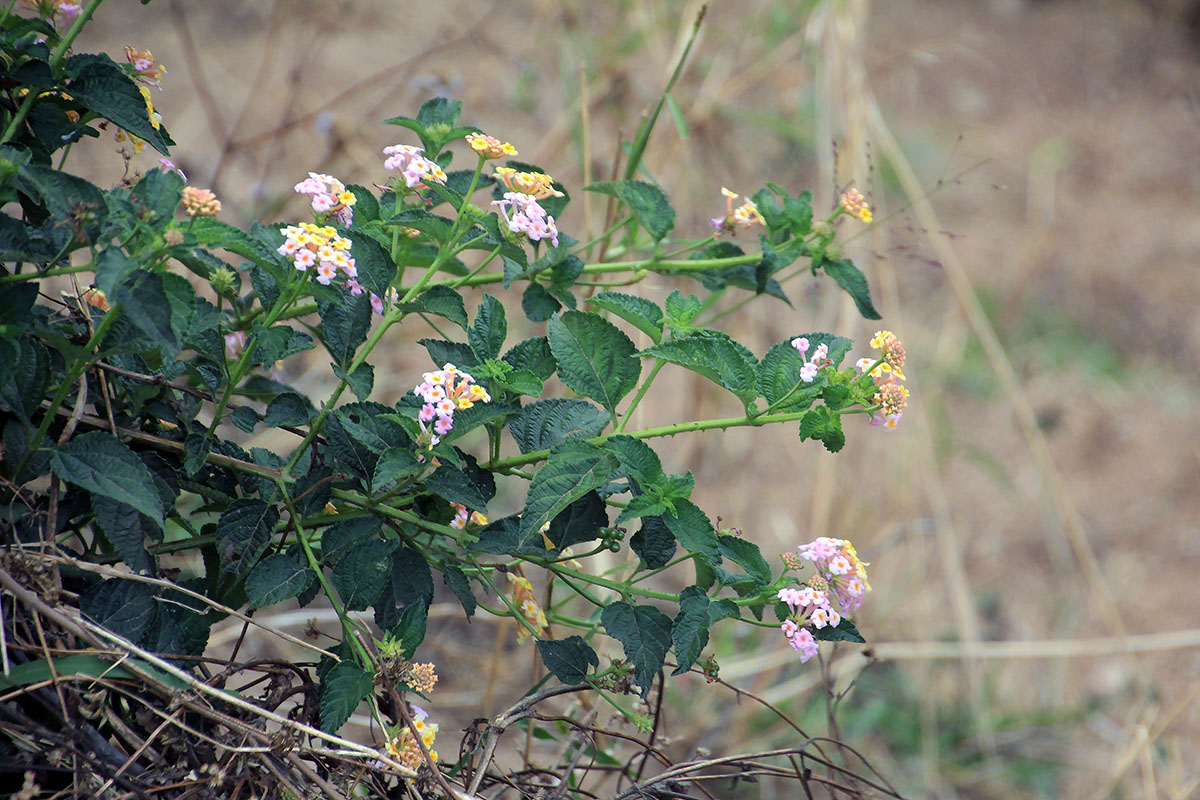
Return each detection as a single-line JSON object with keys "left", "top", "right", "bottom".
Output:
{"left": 70, "top": 0, "right": 1200, "bottom": 796}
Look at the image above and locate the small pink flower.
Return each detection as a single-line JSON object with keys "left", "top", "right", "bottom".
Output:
{"left": 789, "top": 628, "right": 819, "bottom": 662}
{"left": 370, "top": 293, "right": 384, "bottom": 315}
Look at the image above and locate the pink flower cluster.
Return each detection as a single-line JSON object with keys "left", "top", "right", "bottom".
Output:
{"left": 855, "top": 330, "right": 909, "bottom": 430}
{"left": 21, "top": 0, "right": 80, "bottom": 30}
{"left": 778, "top": 536, "right": 871, "bottom": 662}
{"left": 124, "top": 46, "right": 166, "bottom": 91}
{"left": 449, "top": 502, "right": 487, "bottom": 530}
{"left": 383, "top": 144, "right": 448, "bottom": 189}
{"left": 412, "top": 364, "right": 491, "bottom": 447}
{"left": 790, "top": 337, "right": 832, "bottom": 383}
{"left": 277, "top": 223, "right": 357, "bottom": 287}
{"left": 493, "top": 192, "right": 559, "bottom": 247}
{"left": 294, "top": 172, "right": 357, "bottom": 227}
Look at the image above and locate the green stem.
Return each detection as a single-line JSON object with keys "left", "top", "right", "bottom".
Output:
{"left": 0, "top": 264, "right": 94, "bottom": 284}
{"left": 616, "top": 358, "right": 664, "bottom": 433}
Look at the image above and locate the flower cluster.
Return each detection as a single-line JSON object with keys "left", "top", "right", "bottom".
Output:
{"left": 404, "top": 662, "right": 439, "bottom": 695}
{"left": 839, "top": 188, "right": 872, "bottom": 223}
{"left": 493, "top": 192, "right": 559, "bottom": 247}
{"left": 383, "top": 144, "right": 447, "bottom": 188}
{"left": 384, "top": 706, "right": 439, "bottom": 771}
{"left": 449, "top": 502, "right": 487, "bottom": 530}
{"left": 855, "top": 330, "right": 909, "bottom": 430}
{"left": 465, "top": 132, "right": 517, "bottom": 159}
{"left": 508, "top": 573, "right": 547, "bottom": 643}
{"left": 790, "top": 337, "right": 832, "bottom": 383}
{"left": 21, "top": 0, "right": 80, "bottom": 30}
{"left": 778, "top": 537, "right": 871, "bottom": 661}
{"left": 412, "top": 364, "right": 491, "bottom": 446}
{"left": 277, "top": 222, "right": 357, "bottom": 286}
{"left": 124, "top": 46, "right": 166, "bottom": 90}
{"left": 294, "top": 172, "right": 357, "bottom": 226}
{"left": 494, "top": 166, "right": 563, "bottom": 199}
{"left": 710, "top": 187, "right": 765, "bottom": 235}
{"left": 180, "top": 187, "right": 220, "bottom": 217}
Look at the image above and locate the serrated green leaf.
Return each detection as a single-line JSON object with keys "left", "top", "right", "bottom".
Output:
{"left": 585, "top": 180, "right": 675, "bottom": 242}
{"left": 502, "top": 336, "right": 556, "bottom": 380}
{"left": 521, "top": 283, "right": 561, "bottom": 322}
{"left": 813, "top": 617, "right": 866, "bottom": 643}
{"left": 601, "top": 602, "right": 672, "bottom": 698}
{"left": 332, "top": 362, "right": 374, "bottom": 401}
{"left": 417, "top": 338, "right": 478, "bottom": 370}
{"left": 403, "top": 285, "right": 468, "bottom": 330}
{"left": 663, "top": 290, "right": 702, "bottom": 328}
{"left": 66, "top": 54, "right": 169, "bottom": 154}
{"left": 603, "top": 435, "right": 663, "bottom": 486}
{"left": 372, "top": 447, "right": 423, "bottom": 493}
{"left": 319, "top": 662, "right": 375, "bottom": 734}
{"left": 246, "top": 553, "right": 315, "bottom": 609}
{"left": 640, "top": 331, "right": 757, "bottom": 402}
{"left": 390, "top": 600, "right": 428, "bottom": 659}
{"left": 509, "top": 398, "right": 610, "bottom": 455}
{"left": 79, "top": 580, "right": 158, "bottom": 645}
{"left": 470, "top": 294, "right": 507, "bottom": 359}
{"left": 91, "top": 495, "right": 156, "bottom": 575}
{"left": 671, "top": 586, "right": 710, "bottom": 675}
{"left": 822, "top": 258, "right": 881, "bottom": 320}
{"left": 442, "top": 566, "right": 476, "bottom": 618}
{"left": 718, "top": 537, "right": 771, "bottom": 585}
{"left": 52, "top": 432, "right": 163, "bottom": 529}
{"left": 215, "top": 499, "right": 279, "bottom": 582}
{"left": 587, "top": 291, "right": 664, "bottom": 343}
{"left": 664, "top": 499, "right": 719, "bottom": 566}
{"left": 547, "top": 311, "right": 640, "bottom": 413}
{"left": 264, "top": 392, "right": 315, "bottom": 427}
{"left": 630, "top": 516, "right": 676, "bottom": 570}
{"left": 537, "top": 636, "right": 599, "bottom": 684}
{"left": 517, "top": 440, "right": 618, "bottom": 543}
{"left": 331, "top": 538, "right": 398, "bottom": 611}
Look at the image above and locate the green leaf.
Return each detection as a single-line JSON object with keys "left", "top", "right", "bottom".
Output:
{"left": 517, "top": 440, "right": 618, "bottom": 543}
{"left": 665, "top": 93, "right": 689, "bottom": 139}
{"left": 319, "top": 662, "right": 375, "bottom": 734}
{"left": 502, "top": 336, "right": 557, "bottom": 380}
{"left": 537, "top": 636, "right": 599, "bottom": 684}
{"left": 585, "top": 180, "right": 675, "bottom": 242}
{"left": 542, "top": 491, "right": 609, "bottom": 552}
{"left": 508, "top": 398, "right": 610, "bottom": 455}
{"left": 822, "top": 257, "right": 881, "bottom": 320}
{"left": 321, "top": 517, "right": 383, "bottom": 567}
{"left": 547, "top": 311, "right": 640, "bottom": 413}
{"left": 663, "top": 500, "right": 719, "bottom": 566}
{"left": 813, "top": 617, "right": 866, "bottom": 643}
{"left": 94, "top": 246, "right": 136, "bottom": 297}
{"left": 603, "top": 435, "right": 664, "bottom": 486}
{"left": 333, "top": 362, "right": 374, "bottom": 401}
{"left": 496, "top": 368, "right": 543, "bottom": 396}
{"left": 246, "top": 553, "right": 316, "bottom": 609}
{"left": 630, "top": 516, "right": 676, "bottom": 569}
{"left": 718, "top": 536, "right": 771, "bottom": 585}
{"left": 347, "top": 184, "right": 379, "bottom": 222}
{"left": 215, "top": 499, "right": 279, "bottom": 582}
{"left": 798, "top": 406, "right": 845, "bottom": 453}
{"left": 663, "top": 290, "right": 703, "bottom": 328}
{"left": 587, "top": 291, "right": 664, "bottom": 343}
{"left": 601, "top": 602, "right": 672, "bottom": 698}
{"left": 389, "top": 600, "right": 429, "bottom": 659}
{"left": 16, "top": 164, "right": 107, "bottom": 241}
{"left": 319, "top": 293, "right": 372, "bottom": 367}
{"left": 442, "top": 566, "right": 476, "bottom": 618}
{"left": 757, "top": 336, "right": 836, "bottom": 414}
{"left": 417, "top": 338, "right": 478, "bottom": 370}
{"left": 52, "top": 432, "right": 163, "bottom": 529}
{"left": 469, "top": 294, "right": 507, "bottom": 360}
{"left": 521, "top": 283, "right": 561, "bottom": 323}
{"left": 79, "top": 580, "right": 158, "bottom": 645}
{"left": 66, "top": 54, "right": 169, "bottom": 154}
{"left": 372, "top": 447, "right": 423, "bottom": 493}
{"left": 264, "top": 392, "right": 316, "bottom": 427}
{"left": 91, "top": 495, "right": 156, "bottom": 575}
{"left": 339, "top": 227, "right": 395, "bottom": 298}
{"left": 331, "top": 537, "right": 398, "bottom": 612}
{"left": 0, "top": 654, "right": 187, "bottom": 692}
{"left": 671, "top": 586, "right": 710, "bottom": 675}
{"left": 640, "top": 331, "right": 757, "bottom": 402}
{"left": 403, "top": 285, "right": 468, "bottom": 330}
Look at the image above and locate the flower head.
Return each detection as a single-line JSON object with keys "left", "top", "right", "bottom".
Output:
{"left": 21, "top": 0, "right": 80, "bottom": 30}
{"left": 294, "top": 172, "right": 357, "bottom": 226}
{"left": 383, "top": 144, "right": 447, "bottom": 189}
{"left": 278, "top": 223, "right": 358, "bottom": 296}
{"left": 795, "top": 536, "right": 871, "bottom": 612}
{"left": 124, "top": 46, "right": 166, "bottom": 90}
{"left": 493, "top": 191, "right": 559, "bottom": 247}
{"left": 181, "top": 187, "right": 221, "bottom": 217}
{"left": 710, "top": 187, "right": 765, "bottom": 236}
{"left": 384, "top": 709, "right": 440, "bottom": 771}
{"left": 493, "top": 166, "right": 563, "bottom": 199}
{"left": 507, "top": 572, "right": 547, "bottom": 643}
{"left": 857, "top": 331, "right": 909, "bottom": 429}
{"left": 466, "top": 132, "right": 518, "bottom": 159}
{"left": 449, "top": 502, "right": 488, "bottom": 530}
{"left": 412, "top": 364, "right": 491, "bottom": 448}
{"left": 839, "top": 188, "right": 872, "bottom": 223}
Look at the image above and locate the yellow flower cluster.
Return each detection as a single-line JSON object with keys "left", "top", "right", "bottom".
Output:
{"left": 466, "top": 132, "right": 518, "bottom": 159}
{"left": 494, "top": 166, "right": 563, "bottom": 199}
{"left": 385, "top": 713, "right": 439, "bottom": 771}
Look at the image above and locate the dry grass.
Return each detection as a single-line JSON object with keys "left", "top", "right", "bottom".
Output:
{"left": 57, "top": 0, "right": 1200, "bottom": 796}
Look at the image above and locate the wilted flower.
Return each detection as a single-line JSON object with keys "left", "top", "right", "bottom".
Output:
{"left": 293, "top": 172, "right": 356, "bottom": 226}
{"left": 158, "top": 158, "right": 186, "bottom": 181}
{"left": 383, "top": 706, "right": 439, "bottom": 771}
{"left": 181, "top": 187, "right": 221, "bottom": 217}
{"left": 125, "top": 45, "right": 166, "bottom": 90}
{"left": 507, "top": 572, "right": 547, "bottom": 643}
{"left": 710, "top": 187, "right": 765, "bottom": 235}
{"left": 839, "top": 188, "right": 872, "bottom": 223}
{"left": 465, "top": 132, "right": 517, "bottom": 159}
{"left": 856, "top": 330, "right": 909, "bottom": 429}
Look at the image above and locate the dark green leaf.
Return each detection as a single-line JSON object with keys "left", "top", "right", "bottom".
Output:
{"left": 587, "top": 291, "right": 664, "bottom": 343}
{"left": 813, "top": 617, "right": 866, "bottom": 643}
{"left": 91, "top": 495, "right": 155, "bottom": 576}
{"left": 517, "top": 440, "right": 617, "bottom": 543}
{"left": 404, "top": 285, "right": 468, "bottom": 330}
{"left": 547, "top": 311, "right": 640, "bottom": 413}
{"left": 585, "top": 180, "right": 675, "bottom": 241}
{"left": 718, "top": 536, "right": 772, "bottom": 585}
{"left": 640, "top": 331, "right": 757, "bottom": 402}
{"left": 417, "top": 338, "right": 478, "bottom": 370}
{"left": 822, "top": 257, "right": 881, "bottom": 320}
{"left": 372, "top": 447, "right": 423, "bottom": 493}
{"left": 66, "top": 54, "right": 169, "bottom": 154}
{"left": 469, "top": 294, "right": 507, "bottom": 360}
{"left": 332, "top": 537, "right": 398, "bottom": 611}
{"left": 521, "top": 283, "right": 561, "bottom": 322}
{"left": 390, "top": 600, "right": 428, "bottom": 659}
{"left": 264, "top": 392, "right": 315, "bottom": 427}
{"left": 319, "top": 293, "right": 372, "bottom": 367}
{"left": 508, "top": 398, "right": 610, "bottom": 455}
{"left": 502, "top": 336, "right": 556, "bottom": 380}
{"left": 246, "top": 553, "right": 316, "bottom": 609}
{"left": 630, "top": 516, "right": 676, "bottom": 570}
{"left": 601, "top": 602, "right": 672, "bottom": 698}
{"left": 52, "top": 432, "right": 163, "bottom": 529}
{"left": 603, "top": 435, "right": 664, "bottom": 486}
{"left": 537, "top": 636, "right": 599, "bottom": 684}
{"left": 442, "top": 566, "right": 476, "bottom": 618}
{"left": 663, "top": 500, "right": 719, "bottom": 566}
{"left": 215, "top": 499, "right": 279, "bottom": 582}
{"left": 79, "top": 580, "right": 158, "bottom": 645}
{"left": 319, "top": 662, "right": 375, "bottom": 734}
{"left": 671, "top": 586, "right": 710, "bottom": 675}
{"left": 333, "top": 362, "right": 374, "bottom": 401}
